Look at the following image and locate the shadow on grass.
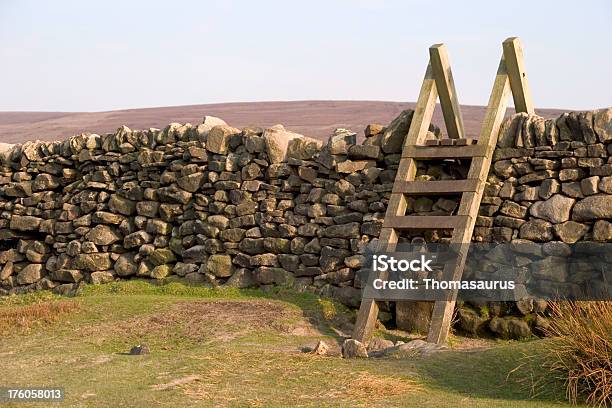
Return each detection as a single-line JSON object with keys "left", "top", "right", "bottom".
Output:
{"left": 79, "top": 278, "right": 355, "bottom": 349}
{"left": 411, "top": 342, "right": 567, "bottom": 404}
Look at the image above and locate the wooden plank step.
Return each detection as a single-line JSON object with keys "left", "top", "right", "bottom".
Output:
{"left": 403, "top": 144, "right": 487, "bottom": 159}
{"left": 382, "top": 215, "right": 470, "bottom": 229}
{"left": 453, "top": 138, "right": 477, "bottom": 146}
{"left": 424, "top": 138, "right": 477, "bottom": 147}
{"left": 394, "top": 179, "right": 479, "bottom": 194}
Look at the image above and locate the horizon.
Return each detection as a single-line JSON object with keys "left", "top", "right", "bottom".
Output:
{"left": 0, "top": 98, "right": 587, "bottom": 114}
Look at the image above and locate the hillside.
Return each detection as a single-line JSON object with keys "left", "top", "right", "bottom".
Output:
{"left": 0, "top": 101, "right": 567, "bottom": 144}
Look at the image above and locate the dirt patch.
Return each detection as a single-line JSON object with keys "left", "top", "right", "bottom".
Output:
{"left": 78, "top": 300, "right": 318, "bottom": 345}
{"left": 152, "top": 375, "right": 201, "bottom": 391}
{"left": 0, "top": 300, "right": 80, "bottom": 335}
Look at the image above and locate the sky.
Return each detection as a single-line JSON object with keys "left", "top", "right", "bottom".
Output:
{"left": 0, "top": 0, "right": 610, "bottom": 112}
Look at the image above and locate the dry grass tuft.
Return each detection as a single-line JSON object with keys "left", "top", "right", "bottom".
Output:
{"left": 342, "top": 371, "right": 421, "bottom": 399}
{"left": 542, "top": 301, "right": 612, "bottom": 407}
{"left": 0, "top": 300, "right": 80, "bottom": 335}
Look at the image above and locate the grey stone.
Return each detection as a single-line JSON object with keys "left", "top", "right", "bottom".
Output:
{"left": 16, "top": 264, "right": 43, "bottom": 285}
{"left": 114, "top": 253, "right": 137, "bottom": 276}
{"left": 554, "top": 221, "right": 588, "bottom": 244}
{"left": 572, "top": 195, "right": 612, "bottom": 221}
{"left": 342, "top": 339, "right": 368, "bottom": 358}
{"left": 207, "top": 254, "right": 233, "bottom": 277}
{"left": 206, "top": 125, "right": 240, "bottom": 154}
{"left": 74, "top": 253, "right": 112, "bottom": 272}
{"left": 109, "top": 194, "right": 136, "bottom": 216}
{"left": 86, "top": 225, "right": 121, "bottom": 246}
{"left": 10, "top": 215, "right": 42, "bottom": 231}
{"left": 529, "top": 194, "right": 574, "bottom": 224}
{"left": 519, "top": 219, "right": 554, "bottom": 241}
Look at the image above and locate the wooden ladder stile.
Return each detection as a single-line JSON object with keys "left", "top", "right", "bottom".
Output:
{"left": 352, "top": 37, "right": 534, "bottom": 346}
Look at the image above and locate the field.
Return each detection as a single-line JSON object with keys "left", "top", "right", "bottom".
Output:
{"left": 0, "top": 280, "right": 575, "bottom": 407}
{"left": 0, "top": 100, "right": 567, "bottom": 144}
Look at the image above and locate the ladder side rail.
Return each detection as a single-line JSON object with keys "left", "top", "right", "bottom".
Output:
{"left": 352, "top": 62, "right": 438, "bottom": 343}
{"left": 426, "top": 55, "right": 512, "bottom": 344}
{"left": 429, "top": 44, "right": 466, "bottom": 139}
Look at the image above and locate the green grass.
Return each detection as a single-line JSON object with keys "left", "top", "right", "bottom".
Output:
{"left": 0, "top": 279, "right": 575, "bottom": 407}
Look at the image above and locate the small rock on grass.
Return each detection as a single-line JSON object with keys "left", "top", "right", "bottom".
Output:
{"left": 129, "top": 344, "right": 150, "bottom": 355}
{"left": 311, "top": 340, "right": 330, "bottom": 356}
{"left": 342, "top": 339, "right": 368, "bottom": 358}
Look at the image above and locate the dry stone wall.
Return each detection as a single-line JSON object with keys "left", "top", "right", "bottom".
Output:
{"left": 0, "top": 107, "right": 610, "bottom": 338}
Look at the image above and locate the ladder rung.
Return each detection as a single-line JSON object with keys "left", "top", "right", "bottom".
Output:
{"left": 394, "top": 179, "right": 479, "bottom": 195}
{"left": 382, "top": 215, "right": 471, "bottom": 229}
{"left": 424, "top": 138, "right": 477, "bottom": 147}
{"left": 403, "top": 144, "right": 487, "bottom": 159}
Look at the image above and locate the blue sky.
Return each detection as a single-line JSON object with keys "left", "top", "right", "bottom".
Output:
{"left": 0, "top": 0, "right": 610, "bottom": 111}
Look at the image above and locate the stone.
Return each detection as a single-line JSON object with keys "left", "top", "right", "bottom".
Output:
{"left": 336, "top": 160, "right": 375, "bottom": 173}
{"left": 342, "top": 339, "right": 368, "bottom": 358}
{"left": 263, "top": 124, "right": 304, "bottom": 164}
{"left": 593, "top": 108, "right": 612, "bottom": 143}
{"left": 32, "top": 174, "right": 59, "bottom": 191}
{"left": 539, "top": 179, "right": 560, "bottom": 200}
{"left": 329, "top": 128, "right": 357, "bottom": 154}
{"left": 128, "top": 344, "right": 151, "bottom": 355}
{"left": 287, "top": 136, "right": 323, "bottom": 161}
{"left": 113, "top": 253, "right": 137, "bottom": 276}
{"left": 206, "top": 125, "right": 240, "bottom": 154}
{"left": 253, "top": 267, "right": 293, "bottom": 285}
{"left": 572, "top": 195, "right": 612, "bottom": 221}
{"left": 173, "top": 262, "right": 199, "bottom": 277}
{"left": 457, "top": 307, "right": 488, "bottom": 336}
{"left": 149, "top": 248, "right": 176, "bottom": 266}
{"left": 348, "top": 145, "right": 381, "bottom": 160}
{"left": 177, "top": 173, "right": 205, "bottom": 193}
{"left": 182, "top": 245, "right": 207, "bottom": 264}
{"left": 124, "top": 231, "right": 152, "bottom": 248}
{"left": 394, "top": 339, "right": 443, "bottom": 356}
{"left": 366, "top": 337, "right": 395, "bottom": 353}
{"left": 150, "top": 264, "right": 172, "bottom": 279}
{"left": 554, "top": 221, "right": 588, "bottom": 244}
{"left": 593, "top": 220, "right": 612, "bottom": 241}
{"left": 324, "top": 222, "right": 360, "bottom": 238}
{"left": 498, "top": 113, "right": 527, "bottom": 148}
{"left": 93, "top": 211, "right": 125, "bottom": 225}
{"left": 311, "top": 340, "right": 331, "bottom": 356}
{"left": 580, "top": 176, "right": 600, "bottom": 196}
{"left": 157, "top": 184, "right": 192, "bottom": 205}
{"left": 51, "top": 269, "right": 84, "bottom": 283}
{"left": 224, "top": 268, "right": 256, "bottom": 288}
{"left": 519, "top": 219, "right": 554, "bottom": 241}
{"left": 529, "top": 194, "right": 574, "bottom": 224}
{"left": 86, "top": 225, "right": 121, "bottom": 246}
{"left": 146, "top": 219, "right": 172, "bottom": 235}
{"left": 499, "top": 201, "right": 527, "bottom": 218}
{"left": 599, "top": 177, "right": 612, "bottom": 194}
{"left": 90, "top": 271, "right": 115, "bottom": 285}
{"left": 10, "top": 215, "right": 42, "bottom": 231}
{"left": 16, "top": 264, "right": 43, "bottom": 285}
{"left": 108, "top": 194, "right": 136, "bottom": 216}
{"left": 207, "top": 254, "right": 233, "bottom": 277}
{"left": 0, "top": 262, "right": 13, "bottom": 280}
{"left": 74, "top": 253, "right": 112, "bottom": 272}
{"left": 381, "top": 110, "right": 414, "bottom": 153}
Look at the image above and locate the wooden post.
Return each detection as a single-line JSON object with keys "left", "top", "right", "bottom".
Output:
{"left": 429, "top": 44, "right": 466, "bottom": 139}
{"left": 502, "top": 37, "right": 534, "bottom": 114}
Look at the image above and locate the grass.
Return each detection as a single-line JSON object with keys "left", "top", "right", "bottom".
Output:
{"left": 0, "top": 279, "right": 578, "bottom": 407}
{"left": 529, "top": 301, "right": 612, "bottom": 407}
